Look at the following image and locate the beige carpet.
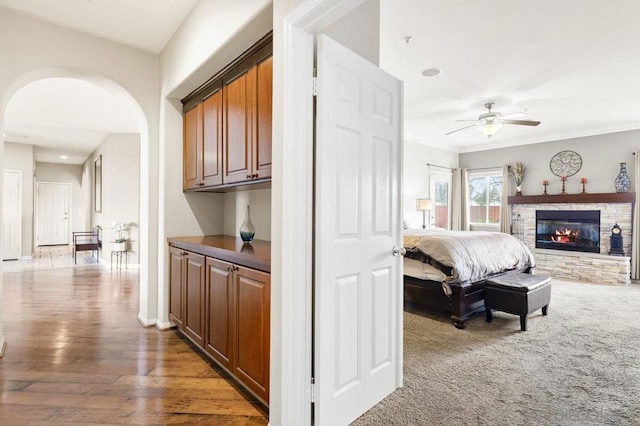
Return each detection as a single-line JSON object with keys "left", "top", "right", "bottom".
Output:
{"left": 354, "top": 279, "right": 640, "bottom": 426}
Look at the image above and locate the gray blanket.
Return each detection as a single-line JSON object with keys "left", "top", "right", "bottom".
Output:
{"left": 403, "top": 229, "right": 535, "bottom": 285}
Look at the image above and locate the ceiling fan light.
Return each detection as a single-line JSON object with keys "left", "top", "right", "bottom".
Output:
{"left": 477, "top": 121, "right": 502, "bottom": 138}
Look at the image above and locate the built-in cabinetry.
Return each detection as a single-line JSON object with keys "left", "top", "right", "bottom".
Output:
{"left": 168, "top": 236, "right": 270, "bottom": 404}
{"left": 182, "top": 33, "right": 272, "bottom": 192}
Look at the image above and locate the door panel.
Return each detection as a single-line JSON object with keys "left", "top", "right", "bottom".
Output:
{"left": 184, "top": 253, "right": 205, "bottom": 347}
{"left": 169, "top": 247, "right": 185, "bottom": 329}
{"left": 234, "top": 265, "right": 270, "bottom": 402}
{"left": 2, "top": 170, "right": 22, "bottom": 260}
{"left": 36, "top": 182, "right": 70, "bottom": 246}
{"left": 205, "top": 257, "right": 234, "bottom": 370}
{"left": 254, "top": 55, "right": 273, "bottom": 179}
{"left": 223, "top": 70, "right": 251, "bottom": 184}
{"left": 183, "top": 104, "right": 201, "bottom": 189}
{"left": 202, "top": 88, "right": 223, "bottom": 186}
{"left": 315, "top": 34, "right": 403, "bottom": 426}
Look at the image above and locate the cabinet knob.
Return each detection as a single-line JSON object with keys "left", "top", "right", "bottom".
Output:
{"left": 246, "top": 174, "right": 252, "bottom": 179}
{"left": 253, "top": 173, "right": 259, "bottom": 179}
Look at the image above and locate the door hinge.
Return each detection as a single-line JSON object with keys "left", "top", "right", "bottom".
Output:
{"left": 310, "top": 380, "right": 316, "bottom": 403}
{"left": 312, "top": 76, "right": 318, "bottom": 97}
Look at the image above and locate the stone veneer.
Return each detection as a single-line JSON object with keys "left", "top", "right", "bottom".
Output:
{"left": 511, "top": 202, "right": 632, "bottom": 285}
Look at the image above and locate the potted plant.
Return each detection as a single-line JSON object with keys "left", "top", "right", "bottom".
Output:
{"left": 111, "top": 222, "right": 129, "bottom": 252}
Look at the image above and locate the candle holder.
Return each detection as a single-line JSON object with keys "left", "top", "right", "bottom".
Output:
{"left": 560, "top": 176, "right": 567, "bottom": 195}
{"left": 542, "top": 180, "right": 549, "bottom": 195}
{"left": 580, "top": 178, "right": 587, "bottom": 194}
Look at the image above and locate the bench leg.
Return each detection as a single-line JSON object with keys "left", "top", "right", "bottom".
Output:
{"left": 485, "top": 308, "right": 493, "bottom": 323}
{"left": 520, "top": 315, "right": 527, "bottom": 331}
{"left": 542, "top": 305, "right": 548, "bottom": 316}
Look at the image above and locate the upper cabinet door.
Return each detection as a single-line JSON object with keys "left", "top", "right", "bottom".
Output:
{"left": 253, "top": 54, "right": 273, "bottom": 180}
{"left": 202, "top": 86, "right": 223, "bottom": 187}
{"left": 183, "top": 104, "right": 202, "bottom": 190}
{"left": 223, "top": 66, "right": 252, "bottom": 184}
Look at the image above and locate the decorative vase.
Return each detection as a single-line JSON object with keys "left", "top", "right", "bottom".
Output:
{"left": 239, "top": 205, "right": 256, "bottom": 243}
{"left": 614, "top": 162, "right": 630, "bottom": 193}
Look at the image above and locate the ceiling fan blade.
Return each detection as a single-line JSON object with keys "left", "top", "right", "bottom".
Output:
{"left": 503, "top": 119, "right": 541, "bottom": 126}
{"left": 445, "top": 124, "right": 477, "bottom": 135}
{"left": 454, "top": 119, "right": 478, "bottom": 122}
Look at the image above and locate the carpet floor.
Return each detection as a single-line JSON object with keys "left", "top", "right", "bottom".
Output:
{"left": 354, "top": 279, "right": 640, "bottom": 426}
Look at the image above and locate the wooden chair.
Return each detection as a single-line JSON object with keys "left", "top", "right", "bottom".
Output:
{"left": 73, "top": 226, "right": 102, "bottom": 264}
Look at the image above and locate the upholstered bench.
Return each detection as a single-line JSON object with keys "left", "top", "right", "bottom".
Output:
{"left": 485, "top": 273, "right": 551, "bottom": 331}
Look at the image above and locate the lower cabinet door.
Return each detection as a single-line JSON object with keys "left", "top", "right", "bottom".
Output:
{"left": 184, "top": 253, "right": 205, "bottom": 347}
{"left": 205, "top": 257, "right": 234, "bottom": 370}
{"left": 168, "top": 247, "right": 185, "bottom": 329}
{"left": 234, "top": 265, "right": 270, "bottom": 403}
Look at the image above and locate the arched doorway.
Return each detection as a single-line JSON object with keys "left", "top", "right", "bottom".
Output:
{"left": 0, "top": 67, "right": 155, "bottom": 342}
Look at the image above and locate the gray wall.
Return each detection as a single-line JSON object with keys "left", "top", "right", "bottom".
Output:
{"left": 84, "top": 133, "right": 140, "bottom": 264}
{"left": 323, "top": 0, "right": 380, "bottom": 65}
{"left": 460, "top": 130, "right": 639, "bottom": 196}
{"left": 35, "top": 162, "right": 87, "bottom": 245}
{"left": 4, "top": 142, "right": 34, "bottom": 258}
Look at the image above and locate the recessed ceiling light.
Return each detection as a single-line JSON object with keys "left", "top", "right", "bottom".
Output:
{"left": 422, "top": 68, "right": 441, "bottom": 78}
{"left": 60, "top": 155, "right": 68, "bottom": 160}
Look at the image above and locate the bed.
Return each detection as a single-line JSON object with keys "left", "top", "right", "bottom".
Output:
{"left": 403, "top": 229, "right": 535, "bottom": 328}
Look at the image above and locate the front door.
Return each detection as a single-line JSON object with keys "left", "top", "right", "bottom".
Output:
{"left": 314, "top": 34, "right": 403, "bottom": 426}
{"left": 2, "top": 170, "right": 22, "bottom": 260}
{"left": 36, "top": 182, "right": 70, "bottom": 246}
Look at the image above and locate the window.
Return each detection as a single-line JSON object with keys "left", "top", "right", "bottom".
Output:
{"left": 430, "top": 170, "right": 452, "bottom": 229}
{"left": 468, "top": 170, "right": 502, "bottom": 225}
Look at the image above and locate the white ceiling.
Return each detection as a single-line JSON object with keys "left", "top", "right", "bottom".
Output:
{"left": 0, "top": 0, "right": 198, "bottom": 53}
{"left": 3, "top": 0, "right": 640, "bottom": 165}
{"left": 380, "top": 0, "right": 640, "bottom": 152}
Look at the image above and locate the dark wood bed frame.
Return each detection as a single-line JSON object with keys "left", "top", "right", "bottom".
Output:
{"left": 404, "top": 267, "right": 532, "bottom": 329}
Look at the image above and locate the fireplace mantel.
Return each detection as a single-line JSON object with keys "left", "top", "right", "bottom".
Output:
{"left": 508, "top": 192, "right": 635, "bottom": 205}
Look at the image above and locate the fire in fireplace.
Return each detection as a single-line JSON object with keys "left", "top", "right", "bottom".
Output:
{"left": 536, "top": 210, "right": 600, "bottom": 253}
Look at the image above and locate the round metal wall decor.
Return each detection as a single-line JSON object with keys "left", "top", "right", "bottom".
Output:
{"left": 549, "top": 150, "right": 582, "bottom": 177}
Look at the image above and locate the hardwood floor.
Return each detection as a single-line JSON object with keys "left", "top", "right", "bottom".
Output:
{"left": 0, "top": 265, "right": 268, "bottom": 425}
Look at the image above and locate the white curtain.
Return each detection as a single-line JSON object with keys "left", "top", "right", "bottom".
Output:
{"left": 451, "top": 168, "right": 462, "bottom": 230}
{"left": 500, "top": 165, "right": 511, "bottom": 234}
{"left": 460, "top": 168, "right": 470, "bottom": 231}
{"left": 632, "top": 152, "right": 640, "bottom": 279}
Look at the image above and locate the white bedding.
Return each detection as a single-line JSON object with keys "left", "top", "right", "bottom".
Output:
{"left": 403, "top": 229, "right": 535, "bottom": 285}
{"left": 403, "top": 258, "right": 447, "bottom": 282}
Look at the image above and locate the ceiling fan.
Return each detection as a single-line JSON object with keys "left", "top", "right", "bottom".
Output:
{"left": 445, "top": 102, "right": 541, "bottom": 138}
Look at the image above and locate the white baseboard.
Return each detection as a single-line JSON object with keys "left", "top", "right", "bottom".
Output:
{"left": 0, "top": 337, "right": 6, "bottom": 357}
{"left": 137, "top": 313, "right": 156, "bottom": 328}
{"left": 156, "top": 320, "right": 174, "bottom": 330}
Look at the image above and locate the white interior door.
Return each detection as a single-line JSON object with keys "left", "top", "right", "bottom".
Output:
{"left": 36, "top": 182, "right": 70, "bottom": 246}
{"left": 314, "top": 34, "right": 403, "bottom": 426}
{"left": 3, "top": 170, "right": 22, "bottom": 260}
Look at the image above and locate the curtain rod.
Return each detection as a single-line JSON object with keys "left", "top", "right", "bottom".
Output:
{"left": 426, "top": 163, "right": 453, "bottom": 170}
{"left": 467, "top": 165, "right": 503, "bottom": 172}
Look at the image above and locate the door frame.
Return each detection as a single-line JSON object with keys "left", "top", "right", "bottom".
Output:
{"left": 3, "top": 169, "right": 22, "bottom": 260}
{"left": 34, "top": 181, "right": 72, "bottom": 247}
{"left": 276, "top": 1, "right": 380, "bottom": 424}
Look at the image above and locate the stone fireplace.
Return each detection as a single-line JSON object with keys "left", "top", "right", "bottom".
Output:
{"left": 509, "top": 193, "right": 633, "bottom": 285}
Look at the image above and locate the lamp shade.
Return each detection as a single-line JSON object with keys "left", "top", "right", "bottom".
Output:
{"left": 477, "top": 120, "right": 503, "bottom": 138}
{"left": 416, "top": 198, "right": 433, "bottom": 211}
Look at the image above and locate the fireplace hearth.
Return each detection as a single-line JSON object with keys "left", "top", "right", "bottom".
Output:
{"left": 536, "top": 210, "right": 600, "bottom": 253}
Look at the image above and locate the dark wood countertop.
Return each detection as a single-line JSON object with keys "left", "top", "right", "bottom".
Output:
{"left": 168, "top": 235, "right": 271, "bottom": 273}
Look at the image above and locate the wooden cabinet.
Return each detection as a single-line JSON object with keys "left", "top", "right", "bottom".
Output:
{"left": 205, "top": 257, "right": 234, "bottom": 371}
{"left": 233, "top": 265, "right": 270, "bottom": 402}
{"left": 182, "top": 33, "right": 272, "bottom": 191}
{"left": 168, "top": 238, "right": 270, "bottom": 404}
{"left": 184, "top": 252, "right": 205, "bottom": 347}
{"left": 183, "top": 84, "right": 223, "bottom": 190}
{"left": 168, "top": 247, "right": 185, "bottom": 329}
{"left": 168, "top": 248, "right": 206, "bottom": 347}
{"left": 222, "top": 47, "right": 273, "bottom": 185}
